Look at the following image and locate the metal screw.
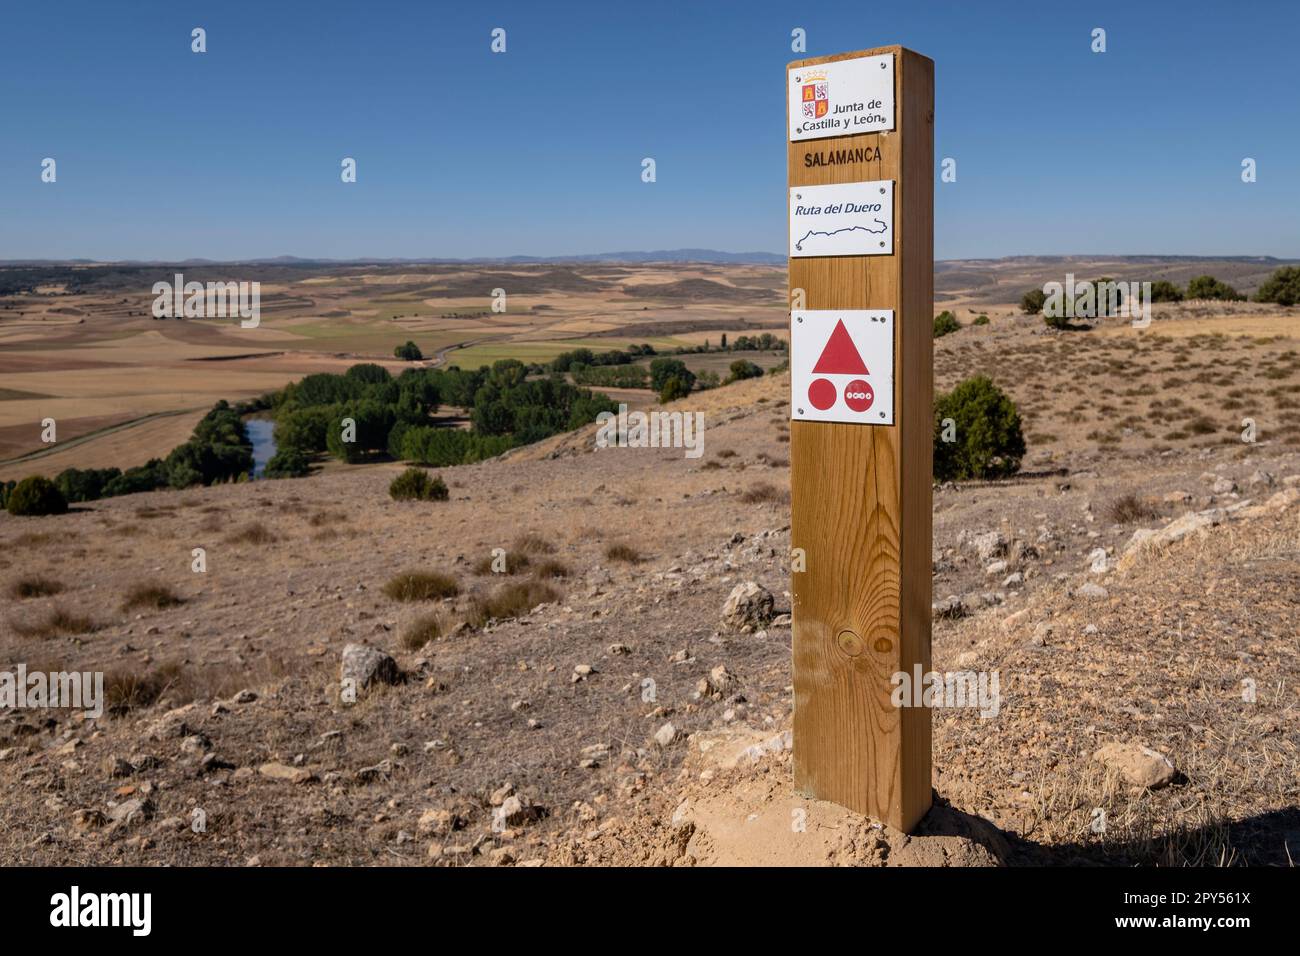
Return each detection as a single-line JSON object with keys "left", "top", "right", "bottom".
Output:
{"left": 797, "top": 408, "right": 805, "bottom": 415}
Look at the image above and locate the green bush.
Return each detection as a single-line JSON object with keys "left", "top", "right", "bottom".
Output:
{"left": 389, "top": 467, "right": 449, "bottom": 501}
{"left": 933, "top": 376, "right": 1025, "bottom": 481}
{"left": 6, "top": 476, "right": 68, "bottom": 516}
{"left": 659, "top": 376, "right": 691, "bottom": 403}
{"left": 394, "top": 340, "right": 423, "bottom": 361}
{"left": 933, "top": 311, "right": 961, "bottom": 337}
{"left": 972, "top": 314, "right": 990, "bottom": 326}
{"left": 1185, "top": 275, "right": 1244, "bottom": 301}
{"left": 725, "top": 359, "right": 763, "bottom": 383}
{"left": 1149, "top": 280, "right": 1183, "bottom": 303}
{"left": 54, "top": 467, "right": 121, "bottom": 503}
{"left": 1255, "top": 266, "right": 1300, "bottom": 306}
{"left": 264, "top": 448, "right": 310, "bottom": 479}
{"left": 1020, "top": 289, "right": 1046, "bottom": 315}
{"left": 649, "top": 357, "right": 696, "bottom": 393}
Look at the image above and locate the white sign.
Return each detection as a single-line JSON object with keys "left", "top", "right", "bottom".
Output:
{"left": 790, "top": 310, "right": 894, "bottom": 426}
{"left": 789, "top": 180, "right": 893, "bottom": 258}
{"left": 788, "top": 53, "right": 894, "bottom": 141}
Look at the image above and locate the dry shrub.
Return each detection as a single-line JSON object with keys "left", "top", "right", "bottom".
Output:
{"left": 467, "top": 580, "right": 559, "bottom": 627}
{"left": 121, "top": 581, "right": 186, "bottom": 612}
{"left": 12, "top": 606, "right": 99, "bottom": 639}
{"left": 383, "top": 571, "right": 460, "bottom": 601}
{"left": 512, "top": 532, "right": 557, "bottom": 555}
{"left": 9, "top": 576, "right": 64, "bottom": 599}
{"left": 604, "top": 543, "right": 643, "bottom": 564}
{"left": 1106, "top": 494, "right": 1162, "bottom": 524}
{"left": 225, "top": 522, "right": 277, "bottom": 545}
{"left": 739, "top": 482, "right": 790, "bottom": 505}
{"left": 104, "top": 659, "right": 289, "bottom": 716}
{"left": 400, "top": 613, "right": 444, "bottom": 650}
{"left": 531, "top": 558, "right": 569, "bottom": 580}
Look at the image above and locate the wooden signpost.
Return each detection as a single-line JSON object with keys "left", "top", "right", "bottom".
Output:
{"left": 788, "top": 46, "right": 934, "bottom": 832}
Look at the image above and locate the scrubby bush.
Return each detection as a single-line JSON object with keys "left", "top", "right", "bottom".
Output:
{"left": 1255, "top": 266, "right": 1300, "bottom": 306}
{"left": 933, "top": 311, "right": 961, "bottom": 337}
{"left": 649, "top": 358, "right": 696, "bottom": 394}
{"left": 659, "top": 376, "right": 692, "bottom": 402}
{"left": 972, "top": 314, "right": 990, "bottom": 326}
{"left": 54, "top": 467, "right": 121, "bottom": 502}
{"left": 5, "top": 476, "right": 68, "bottom": 516}
{"left": 264, "top": 448, "right": 310, "bottom": 479}
{"left": 725, "top": 359, "right": 764, "bottom": 383}
{"left": 467, "top": 580, "right": 559, "bottom": 627}
{"left": 388, "top": 467, "right": 449, "bottom": 501}
{"left": 1020, "top": 289, "right": 1046, "bottom": 315}
{"left": 1185, "top": 275, "right": 1244, "bottom": 301}
{"left": 1149, "top": 280, "right": 1183, "bottom": 303}
{"left": 933, "top": 376, "right": 1025, "bottom": 481}
{"left": 394, "top": 340, "right": 423, "bottom": 361}
{"left": 383, "top": 571, "right": 460, "bottom": 601}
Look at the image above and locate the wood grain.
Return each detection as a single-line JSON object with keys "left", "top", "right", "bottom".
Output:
{"left": 788, "top": 46, "right": 934, "bottom": 832}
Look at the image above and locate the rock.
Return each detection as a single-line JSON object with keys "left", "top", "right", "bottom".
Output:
{"left": 108, "top": 757, "right": 135, "bottom": 778}
{"left": 654, "top": 722, "right": 680, "bottom": 748}
{"left": 932, "top": 596, "right": 967, "bottom": 620}
{"left": 968, "top": 531, "right": 1007, "bottom": 562}
{"left": 1247, "top": 470, "right": 1275, "bottom": 488}
{"left": 721, "top": 582, "right": 775, "bottom": 632}
{"left": 984, "top": 559, "right": 1008, "bottom": 576}
{"left": 571, "top": 664, "right": 595, "bottom": 683}
{"left": 606, "top": 643, "right": 630, "bottom": 655}
{"left": 232, "top": 689, "right": 258, "bottom": 704}
{"left": 1211, "top": 476, "right": 1237, "bottom": 495}
{"left": 108, "top": 797, "right": 155, "bottom": 828}
{"left": 417, "top": 808, "right": 460, "bottom": 837}
{"left": 258, "top": 762, "right": 314, "bottom": 785}
{"left": 698, "top": 665, "right": 738, "bottom": 700}
{"left": 73, "top": 808, "right": 108, "bottom": 829}
{"left": 498, "top": 795, "right": 543, "bottom": 827}
{"left": 340, "top": 643, "right": 400, "bottom": 690}
{"left": 490, "top": 783, "right": 515, "bottom": 806}
{"left": 1118, "top": 510, "right": 1220, "bottom": 571}
{"left": 1093, "top": 742, "right": 1179, "bottom": 790}
{"left": 1001, "top": 572, "right": 1023, "bottom": 588}
{"left": 1076, "top": 582, "right": 1108, "bottom": 600}
{"left": 1163, "top": 490, "right": 1192, "bottom": 504}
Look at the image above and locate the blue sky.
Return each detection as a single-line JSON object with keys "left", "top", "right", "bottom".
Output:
{"left": 1, "top": 0, "right": 1295, "bottom": 261}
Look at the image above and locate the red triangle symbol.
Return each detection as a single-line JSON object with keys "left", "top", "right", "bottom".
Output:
{"left": 812, "top": 319, "right": 869, "bottom": 375}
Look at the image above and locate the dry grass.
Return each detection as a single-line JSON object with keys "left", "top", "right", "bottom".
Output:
{"left": 400, "top": 613, "right": 444, "bottom": 650}
{"left": 739, "top": 482, "right": 790, "bottom": 505}
{"left": 11, "top": 606, "right": 99, "bottom": 639}
{"left": 1106, "top": 493, "right": 1163, "bottom": 524}
{"left": 225, "top": 522, "right": 277, "bottom": 546}
{"left": 604, "top": 543, "right": 643, "bottom": 564}
{"left": 9, "top": 576, "right": 64, "bottom": 599}
{"left": 512, "top": 532, "right": 557, "bottom": 555}
{"left": 531, "top": 558, "right": 570, "bottom": 579}
{"left": 120, "top": 581, "right": 186, "bottom": 612}
{"left": 103, "top": 658, "right": 289, "bottom": 716}
{"left": 382, "top": 571, "right": 460, "bottom": 602}
{"left": 467, "top": 580, "right": 560, "bottom": 627}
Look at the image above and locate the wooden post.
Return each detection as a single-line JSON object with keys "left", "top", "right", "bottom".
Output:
{"left": 788, "top": 46, "right": 934, "bottom": 832}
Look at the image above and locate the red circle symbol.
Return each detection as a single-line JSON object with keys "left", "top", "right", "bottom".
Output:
{"left": 844, "top": 379, "right": 874, "bottom": 412}
{"left": 807, "top": 378, "right": 836, "bottom": 410}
